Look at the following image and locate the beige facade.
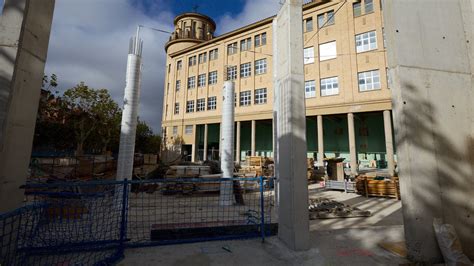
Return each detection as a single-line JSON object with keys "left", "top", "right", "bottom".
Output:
{"left": 161, "top": 0, "right": 394, "bottom": 172}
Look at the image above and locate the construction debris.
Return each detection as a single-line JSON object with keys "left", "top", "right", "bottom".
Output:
{"left": 308, "top": 198, "right": 371, "bottom": 219}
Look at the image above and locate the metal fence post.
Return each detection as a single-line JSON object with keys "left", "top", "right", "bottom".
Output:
{"left": 260, "top": 175, "right": 265, "bottom": 243}
{"left": 119, "top": 179, "right": 129, "bottom": 253}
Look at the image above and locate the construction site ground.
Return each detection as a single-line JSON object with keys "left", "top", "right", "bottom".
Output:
{"left": 120, "top": 183, "right": 407, "bottom": 265}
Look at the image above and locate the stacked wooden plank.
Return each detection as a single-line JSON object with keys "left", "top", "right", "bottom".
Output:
{"left": 356, "top": 175, "right": 401, "bottom": 200}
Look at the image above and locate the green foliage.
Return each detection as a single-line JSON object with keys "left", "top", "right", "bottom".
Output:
{"left": 135, "top": 119, "right": 161, "bottom": 154}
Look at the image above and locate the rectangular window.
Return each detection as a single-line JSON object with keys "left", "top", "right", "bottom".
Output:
{"left": 240, "top": 38, "right": 252, "bottom": 51}
{"left": 176, "top": 80, "right": 181, "bottom": 91}
{"left": 198, "top": 52, "right": 207, "bottom": 64}
{"left": 305, "top": 17, "right": 313, "bottom": 32}
{"left": 255, "top": 35, "right": 261, "bottom": 47}
{"left": 317, "top": 14, "right": 325, "bottom": 29}
{"left": 209, "top": 48, "right": 218, "bottom": 60}
{"left": 320, "top": 77, "right": 339, "bottom": 96}
{"left": 255, "top": 33, "right": 267, "bottom": 47}
{"left": 254, "top": 88, "right": 267, "bottom": 104}
{"left": 365, "top": 0, "right": 374, "bottom": 13}
{"left": 227, "top": 65, "right": 237, "bottom": 80}
{"left": 317, "top": 10, "right": 335, "bottom": 28}
{"left": 255, "top": 59, "right": 267, "bottom": 75}
{"left": 305, "top": 80, "right": 316, "bottom": 98}
{"left": 208, "top": 71, "right": 218, "bottom": 85}
{"left": 196, "top": 98, "right": 206, "bottom": 112}
{"left": 177, "top": 60, "right": 183, "bottom": 70}
{"left": 174, "top": 103, "right": 179, "bottom": 114}
{"left": 227, "top": 42, "right": 238, "bottom": 55}
{"left": 261, "top": 33, "right": 267, "bottom": 45}
{"left": 185, "top": 125, "right": 193, "bottom": 135}
{"left": 186, "top": 100, "right": 195, "bottom": 113}
{"left": 173, "top": 126, "right": 178, "bottom": 136}
{"left": 207, "top": 96, "right": 217, "bottom": 110}
{"left": 304, "top": 47, "right": 314, "bottom": 64}
{"left": 188, "top": 56, "right": 196, "bottom": 66}
{"left": 319, "top": 41, "right": 337, "bottom": 61}
{"left": 240, "top": 62, "right": 252, "bottom": 78}
{"left": 240, "top": 91, "right": 252, "bottom": 106}
{"left": 198, "top": 74, "right": 206, "bottom": 87}
{"left": 353, "top": 2, "right": 362, "bottom": 17}
{"left": 358, "top": 70, "right": 381, "bottom": 91}
{"left": 356, "top": 31, "right": 377, "bottom": 53}
{"left": 187, "top": 76, "right": 196, "bottom": 89}
{"left": 327, "top": 10, "right": 335, "bottom": 25}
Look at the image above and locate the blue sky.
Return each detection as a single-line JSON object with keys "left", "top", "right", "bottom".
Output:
{"left": 44, "top": 0, "right": 281, "bottom": 132}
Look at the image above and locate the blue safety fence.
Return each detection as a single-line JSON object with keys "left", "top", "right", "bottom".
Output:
{"left": 1, "top": 177, "right": 275, "bottom": 265}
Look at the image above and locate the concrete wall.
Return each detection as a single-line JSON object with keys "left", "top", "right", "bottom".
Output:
{"left": 0, "top": 0, "right": 55, "bottom": 212}
{"left": 384, "top": 0, "right": 474, "bottom": 262}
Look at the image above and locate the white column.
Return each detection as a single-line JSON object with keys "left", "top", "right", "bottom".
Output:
{"left": 219, "top": 81, "right": 235, "bottom": 206}
{"left": 236, "top": 121, "right": 241, "bottom": 162}
{"left": 317, "top": 115, "right": 324, "bottom": 168}
{"left": 383, "top": 110, "right": 395, "bottom": 176}
{"left": 347, "top": 113, "right": 358, "bottom": 176}
{"left": 251, "top": 120, "right": 256, "bottom": 156}
{"left": 273, "top": 0, "right": 309, "bottom": 251}
{"left": 203, "top": 124, "right": 208, "bottom": 161}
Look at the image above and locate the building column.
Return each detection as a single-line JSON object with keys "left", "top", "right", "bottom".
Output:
{"left": 251, "top": 120, "right": 256, "bottom": 156}
{"left": 236, "top": 121, "right": 241, "bottom": 162}
{"left": 191, "top": 125, "right": 196, "bottom": 162}
{"left": 203, "top": 124, "right": 208, "bottom": 161}
{"left": 347, "top": 113, "right": 358, "bottom": 176}
{"left": 317, "top": 115, "right": 324, "bottom": 168}
{"left": 383, "top": 110, "right": 395, "bottom": 176}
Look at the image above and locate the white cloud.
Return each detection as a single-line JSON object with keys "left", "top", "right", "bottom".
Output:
{"left": 216, "top": 0, "right": 281, "bottom": 34}
{"left": 45, "top": 0, "right": 174, "bottom": 132}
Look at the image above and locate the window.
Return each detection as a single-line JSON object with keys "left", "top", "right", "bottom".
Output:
{"left": 319, "top": 41, "right": 337, "bottom": 61}
{"left": 188, "top": 56, "right": 196, "bottom": 66}
{"left": 187, "top": 76, "right": 196, "bottom": 89}
{"left": 196, "top": 98, "right": 205, "bottom": 112}
{"left": 240, "top": 38, "right": 252, "bottom": 51}
{"left": 240, "top": 91, "right": 252, "bottom": 106}
{"left": 227, "top": 65, "right": 237, "bottom": 80}
{"left": 207, "top": 96, "right": 217, "bottom": 110}
{"left": 353, "top": 2, "right": 362, "bottom": 17}
{"left": 173, "top": 126, "right": 178, "bottom": 136}
{"left": 208, "top": 71, "right": 218, "bottom": 85}
{"left": 254, "top": 88, "right": 267, "bottom": 104}
{"left": 186, "top": 100, "right": 195, "bottom": 113}
{"left": 227, "top": 42, "right": 237, "bottom": 55}
{"left": 198, "top": 52, "right": 207, "bottom": 64}
{"left": 209, "top": 48, "right": 218, "bottom": 60}
{"left": 317, "top": 10, "right": 335, "bottom": 28}
{"left": 304, "top": 47, "right": 314, "bottom": 64}
{"left": 365, "top": 0, "right": 374, "bottom": 13}
{"left": 255, "top": 59, "right": 267, "bottom": 75}
{"left": 358, "top": 70, "right": 381, "bottom": 91}
{"left": 176, "top": 80, "right": 181, "bottom": 91}
{"left": 177, "top": 60, "right": 182, "bottom": 70}
{"left": 356, "top": 31, "right": 377, "bottom": 53}
{"left": 320, "top": 77, "right": 339, "bottom": 96}
{"left": 174, "top": 103, "right": 179, "bottom": 114}
{"left": 185, "top": 125, "right": 193, "bottom": 135}
{"left": 240, "top": 62, "right": 252, "bottom": 78}
{"left": 305, "top": 17, "right": 313, "bottom": 32}
{"left": 255, "top": 33, "right": 266, "bottom": 47}
{"left": 305, "top": 80, "right": 316, "bottom": 98}
{"left": 198, "top": 74, "right": 206, "bottom": 87}
{"left": 234, "top": 93, "right": 237, "bottom": 107}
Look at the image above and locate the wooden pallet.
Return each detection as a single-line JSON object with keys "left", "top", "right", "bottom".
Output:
{"left": 356, "top": 176, "right": 401, "bottom": 200}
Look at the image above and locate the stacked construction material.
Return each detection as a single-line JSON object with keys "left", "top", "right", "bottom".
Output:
{"left": 356, "top": 175, "right": 401, "bottom": 200}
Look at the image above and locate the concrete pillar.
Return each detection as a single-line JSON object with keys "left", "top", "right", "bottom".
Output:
{"left": 384, "top": 0, "right": 474, "bottom": 262}
{"left": 347, "top": 113, "right": 358, "bottom": 176}
{"left": 251, "top": 120, "right": 256, "bottom": 156}
{"left": 236, "top": 121, "right": 241, "bottom": 162}
{"left": 273, "top": 0, "right": 309, "bottom": 251}
{"left": 219, "top": 81, "right": 235, "bottom": 205}
{"left": 317, "top": 115, "right": 324, "bottom": 168}
{"left": 383, "top": 110, "right": 395, "bottom": 176}
{"left": 0, "top": 0, "right": 56, "bottom": 212}
{"left": 203, "top": 124, "right": 208, "bottom": 161}
{"left": 191, "top": 125, "right": 196, "bottom": 162}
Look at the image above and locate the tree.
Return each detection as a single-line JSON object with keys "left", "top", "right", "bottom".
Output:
{"left": 135, "top": 119, "right": 161, "bottom": 154}
{"left": 62, "top": 83, "right": 120, "bottom": 155}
